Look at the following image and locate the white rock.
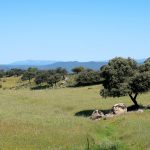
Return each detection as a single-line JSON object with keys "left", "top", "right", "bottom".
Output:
{"left": 137, "top": 109, "right": 144, "bottom": 113}
{"left": 90, "top": 110, "right": 104, "bottom": 120}
{"left": 112, "top": 103, "right": 127, "bottom": 115}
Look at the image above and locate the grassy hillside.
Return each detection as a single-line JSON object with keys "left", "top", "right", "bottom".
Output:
{"left": 0, "top": 76, "right": 75, "bottom": 90}
{"left": 0, "top": 77, "right": 149, "bottom": 149}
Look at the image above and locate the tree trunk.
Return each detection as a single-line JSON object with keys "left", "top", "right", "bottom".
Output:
{"left": 129, "top": 93, "right": 139, "bottom": 108}
{"left": 29, "top": 78, "right": 31, "bottom": 84}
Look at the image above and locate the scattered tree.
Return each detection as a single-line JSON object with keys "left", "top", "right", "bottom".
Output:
{"left": 0, "top": 70, "right": 5, "bottom": 78}
{"left": 76, "top": 70, "right": 101, "bottom": 86}
{"left": 47, "top": 74, "right": 62, "bottom": 87}
{"left": 5, "top": 68, "right": 24, "bottom": 77}
{"left": 21, "top": 68, "right": 37, "bottom": 83}
{"left": 34, "top": 69, "right": 65, "bottom": 87}
{"left": 34, "top": 72, "right": 48, "bottom": 85}
{"left": 12, "top": 68, "right": 24, "bottom": 77}
{"left": 100, "top": 57, "right": 144, "bottom": 108}
{"left": 129, "top": 71, "right": 150, "bottom": 107}
{"left": 72, "top": 66, "right": 85, "bottom": 74}
{"left": 55, "top": 67, "right": 68, "bottom": 79}
{"left": 5, "top": 69, "right": 15, "bottom": 77}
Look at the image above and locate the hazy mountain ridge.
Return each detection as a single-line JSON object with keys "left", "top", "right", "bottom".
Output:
{"left": 10, "top": 60, "right": 56, "bottom": 66}
{"left": 0, "top": 61, "right": 107, "bottom": 71}
{"left": 0, "top": 59, "right": 146, "bottom": 71}
{"left": 41, "top": 61, "right": 107, "bottom": 71}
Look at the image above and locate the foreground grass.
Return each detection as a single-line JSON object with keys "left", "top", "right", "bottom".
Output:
{"left": 0, "top": 82, "right": 150, "bottom": 149}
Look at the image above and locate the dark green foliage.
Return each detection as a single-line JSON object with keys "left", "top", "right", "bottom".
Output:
{"left": 27, "top": 67, "right": 38, "bottom": 73}
{"left": 100, "top": 57, "right": 137, "bottom": 97}
{"left": 47, "top": 69, "right": 56, "bottom": 75}
{"left": 21, "top": 71, "right": 35, "bottom": 82}
{"left": 72, "top": 66, "right": 85, "bottom": 74}
{"left": 5, "top": 68, "right": 24, "bottom": 77}
{"left": 139, "top": 61, "right": 150, "bottom": 72}
{"left": 55, "top": 67, "right": 68, "bottom": 77}
{"left": 34, "top": 72, "right": 48, "bottom": 85}
{"left": 5, "top": 69, "right": 15, "bottom": 77}
{"left": 12, "top": 68, "right": 24, "bottom": 77}
{"left": 129, "top": 72, "right": 150, "bottom": 94}
{"left": 56, "top": 68, "right": 67, "bottom": 80}
{"left": 34, "top": 68, "right": 65, "bottom": 87}
{"left": 0, "top": 70, "right": 5, "bottom": 78}
{"left": 86, "top": 68, "right": 94, "bottom": 72}
{"left": 100, "top": 57, "right": 150, "bottom": 107}
{"left": 47, "top": 74, "right": 62, "bottom": 87}
{"left": 76, "top": 70, "right": 101, "bottom": 86}
{"left": 21, "top": 68, "right": 37, "bottom": 83}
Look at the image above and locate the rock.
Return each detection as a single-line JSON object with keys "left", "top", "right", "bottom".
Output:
{"left": 137, "top": 109, "right": 144, "bottom": 113}
{"left": 64, "top": 77, "right": 69, "bottom": 81}
{"left": 112, "top": 103, "right": 127, "bottom": 115}
{"left": 103, "top": 113, "right": 114, "bottom": 120}
{"left": 90, "top": 110, "right": 104, "bottom": 120}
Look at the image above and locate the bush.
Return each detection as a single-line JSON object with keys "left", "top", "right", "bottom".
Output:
{"left": 76, "top": 70, "right": 101, "bottom": 86}
{"left": 47, "top": 74, "right": 62, "bottom": 87}
{"left": 72, "top": 67, "right": 85, "bottom": 74}
{"left": 35, "top": 72, "right": 48, "bottom": 85}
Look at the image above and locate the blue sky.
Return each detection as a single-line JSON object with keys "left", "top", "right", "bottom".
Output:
{"left": 0, "top": 0, "right": 150, "bottom": 64}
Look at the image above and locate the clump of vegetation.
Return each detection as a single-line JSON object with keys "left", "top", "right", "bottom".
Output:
{"left": 0, "top": 67, "right": 69, "bottom": 89}
{"left": 21, "top": 67, "right": 38, "bottom": 83}
{"left": 6, "top": 68, "right": 25, "bottom": 77}
{"left": 100, "top": 57, "right": 150, "bottom": 108}
{"left": 0, "top": 70, "right": 5, "bottom": 78}
{"left": 76, "top": 69, "right": 102, "bottom": 86}
{"left": 72, "top": 66, "right": 85, "bottom": 74}
{"left": 34, "top": 68, "right": 68, "bottom": 88}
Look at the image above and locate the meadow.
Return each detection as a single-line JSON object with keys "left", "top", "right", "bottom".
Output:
{"left": 0, "top": 77, "right": 150, "bottom": 150}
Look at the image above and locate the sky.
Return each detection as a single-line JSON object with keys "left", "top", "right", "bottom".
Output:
{"left": 0, "top": 0, "right": 150, "bottom": 64}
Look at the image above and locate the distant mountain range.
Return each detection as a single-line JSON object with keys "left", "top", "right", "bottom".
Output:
{"left": 0, "top": 60, "right": 107, "bottom": 71}
{"left": 10, "top": 60, "right": 57, "bottom": 66}
{"left": 0, "top": 59, "right": 146, "bottom": 72}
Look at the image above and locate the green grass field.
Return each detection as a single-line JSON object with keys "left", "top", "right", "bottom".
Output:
{"left": 0, "top": 77, "right": 150, "bottom": 150}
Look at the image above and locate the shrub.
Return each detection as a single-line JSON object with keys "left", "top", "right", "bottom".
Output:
{"left": 76, "top": 70, "right": 101, "bottom": 86}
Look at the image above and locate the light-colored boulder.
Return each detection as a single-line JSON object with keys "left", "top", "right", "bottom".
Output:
{"left": 112, "top": 103, "right": 127, "bottom": 115}
{"left": 103, "top": 113, "right": 114, "bottom": 119}
{"left": 90, "top": 110, "right": 104, "bottom": 120}
{"left": 137, "top": 109, "right": 144, "bottom": 113}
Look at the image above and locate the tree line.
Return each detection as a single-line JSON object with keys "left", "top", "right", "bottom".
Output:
{"left": 1, "top": 57, "right": 150, "bottom": 108}
{"left": 0, "top": 67, "right": 102, "bottom": 87}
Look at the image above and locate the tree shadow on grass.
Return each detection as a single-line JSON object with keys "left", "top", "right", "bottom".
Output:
{"left": 75, "top": 109, "right": 111, "bottom": 117}
{"left": 127, "top": 105, "right": 140, "bottom": 111}
{"left": 127, "top": 104, "right": 150, "bottom": 111}
{"left": 31, "top": 85, "right": 50, "bottom": 90}
{"left": 75, "top": 105, "right": 150, "bottom": 118}
{"left": 68, "top": 82, "right": 102, "bottom": 88}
